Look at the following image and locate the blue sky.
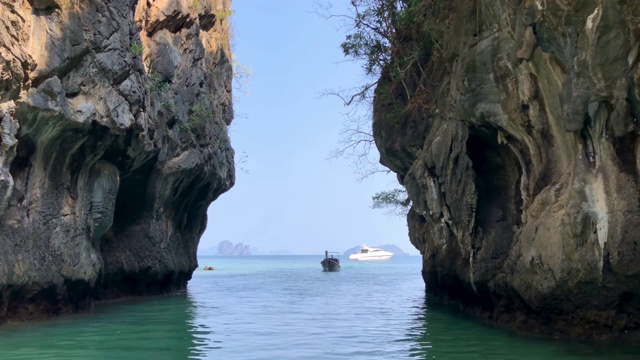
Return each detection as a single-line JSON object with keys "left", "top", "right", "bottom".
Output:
{"left": 198, "top": 0, "right": 418, "bottom": 255}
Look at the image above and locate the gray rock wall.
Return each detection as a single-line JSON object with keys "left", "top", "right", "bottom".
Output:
{"left": 374, "top": 0, "right": 640, "bottom": 339}
{"left": 0, "top": 0, "right": 234, "bottom": 322}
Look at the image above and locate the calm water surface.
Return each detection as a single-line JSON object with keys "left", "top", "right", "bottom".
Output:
{"left": 1, "top": 255, "right": 639, "bottom": 359}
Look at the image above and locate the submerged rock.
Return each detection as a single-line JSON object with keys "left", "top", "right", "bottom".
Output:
{"left": 202, "top": 266, "right": 215, "bottom": 271}
{"left": 0, "top": 0, "right": 234, "bottom": 322}
{"left": 374, "top": 0, "right": 640, "bottom": 339}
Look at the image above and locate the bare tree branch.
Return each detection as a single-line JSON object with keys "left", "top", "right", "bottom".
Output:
{"left": 315, "top": 0, "right": 413, "bottom": 183}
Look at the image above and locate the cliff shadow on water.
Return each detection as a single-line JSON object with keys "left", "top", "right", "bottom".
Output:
{"left": 0, "top": 293, "right": 210, "bottom": 358}
{"left": 372, "top": 0, "right": 640, "bottom": 340}
{"left": 0, "top": 0, "right": 235, "bottom": 323}
{"left": 408, "top": 296, "right": 640, "bottom": 359}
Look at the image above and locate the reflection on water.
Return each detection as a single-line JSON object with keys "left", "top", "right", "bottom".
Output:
{"left": 404, "top": 297, "right": 431, "bottom": 357}
{"left": 0, "top": 294, "right": 206, "bottom": 360}
{"left": 404, "top": 296, "right": 640, "bottom": 360}
{"left": 0, "top": 256, "right": 639, "bottom": 359}
{"left": 186, "top": 291, "right": 222, "bottom": 358}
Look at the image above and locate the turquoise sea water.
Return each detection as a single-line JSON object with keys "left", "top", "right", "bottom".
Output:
{"left": 1, "top": 255, "right": 640, "bottom": 359}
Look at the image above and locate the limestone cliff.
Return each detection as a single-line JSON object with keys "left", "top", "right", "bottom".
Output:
{"left": 217, "top": 240, "right": 250, "bottom": 255}
{"left": 374, "top": 0, "right": 640, "bottom": 338}
{"left": 0, "top": 0, "right": 234, "bottom": 322}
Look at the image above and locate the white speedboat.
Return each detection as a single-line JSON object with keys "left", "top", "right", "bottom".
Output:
{"left": 348, "top": 244, "right": 393, "bottom": 261}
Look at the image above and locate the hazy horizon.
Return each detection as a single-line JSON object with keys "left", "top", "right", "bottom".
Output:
{"left": 198, "top": 0, "right": 420, "bottom": 256}
{"left": 198, "top": 241, "right": 416, "bottom": 256}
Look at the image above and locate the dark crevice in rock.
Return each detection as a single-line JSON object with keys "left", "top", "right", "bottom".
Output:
{"left": 65, "top": 123, "right": 112, "bottom": 202}
{"left": 580, "top": 125, "right": 597, "bottom": 168}
{"left": 466, "top": 126, "right": 522, "bottom": 287}
{"left": 112, "top": 69, "right": 132, "bottom": 87}
{"left": 29, "top": 0, "right": 60, "bottom": 16}
{"left": 100, "top": 128, "right": 148, "bottom": 171}
{"left": 9, "top": 136, "right": 35, "bottom": 179}
{"left": 31, "top": 7, "right": 58, "bottom": 16}
{"left": 146, "top": 12, "right": 195, "bottom": 37}
{"left": 65, "top": 90, "right": 80, "bottom": 99}
{"left": 100, "top": 268, "right": 191, "bottom": 299}
{"left": 166, "top": 115, "right": 178, "bottom": 130}
{"left": 31, "top": 48, "right": 91, "bottom": 88}
{"left": 186, "top": 182, "right": 211, "bottom": 229}
{"left": 110, "top": 157, "right": 155, "bottom": 232}
{"left": 613, "top": 131, "right": 638, "bottom": 179}
{"left": 467, "top": 127, "right": 523, "bottom": 234}
{"left": 0, "top": 281, "right": 92, "bottom": 323}
{"left": 169, "top": 175, "right": 210, "bottom": 232}
{"left": 198, "top": 13, "right": 216, "bottom": 32}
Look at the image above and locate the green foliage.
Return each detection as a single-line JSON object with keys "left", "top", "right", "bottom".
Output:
{"left": 189, "top": 0, "right": 199, "bottom": 10}
{"left": 337, "top": 0, "right": 433, "bottom": 104}
{"left": 181, "top": 101, "right": 209, "bottom": 131}
{"left": 216, "top": 9, "right": 236, "bottom": 19}
{"left": 371, "top": 188, "right": 411, "bottom": 216}
{"left": 212, "top": 137, "right": 228, "bottom": 148}
{"left": 340, "top": 1, "right": 394, "bottom": 76}
{"left": 339, "top": 0, "right": 419, "bottom": 77}
{"left": 376, "top": 83, "right": 405, "bottom": 124}
{"left": 148, "top": 70, "right": 170, "bottom": 93}
{"left": 130, "top": 41, "right": 143, "bottom": 57}
{"left": 317, "top": 0, "right": 431, "bottom": 181}
{"left": 161, "top": 100, "right": 175, "bottom": 113}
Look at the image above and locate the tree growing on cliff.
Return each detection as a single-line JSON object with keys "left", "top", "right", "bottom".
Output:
{"left": 317, "top": 0, "right": 427, "bottom": 177}
{"left": 317, "top": 0, "right": 420, "bottom": 215}
{"left": 317, "top": 0, "right": 414, "bottom": 93}
{"left": 371, "top": 188, "right": 411, "bottom": 216}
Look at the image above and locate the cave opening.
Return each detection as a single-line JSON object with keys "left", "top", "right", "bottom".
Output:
{"left": 171, "top": 176, "right": 211, "bottom": 234}
{"left": 9, "top": 136, "right": 36, "bottom": 181}
{"left": 613, "top": 131, "right": 639, "bottom": 180}
{"left": 110, "top": 160, "right": 154, "bottom": 233}
{"left": 466, "top": 127, "right": 523, "bottom": 252}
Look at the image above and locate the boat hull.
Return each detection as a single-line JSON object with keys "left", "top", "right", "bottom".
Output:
{"left": 321, "top": 259, "right": 340, "bottom": 271}
{"left": 348, "top": 254, "right": 393, "bottom": 261}
{"left": 348, "top": 245, "right": 394, "bottom": 261}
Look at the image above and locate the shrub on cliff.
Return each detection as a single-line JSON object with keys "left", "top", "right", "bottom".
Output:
{"left": 371, "top": 188, "right": 411, "bottom": 216}
{"left": 318, "top": 0, "right": 428, "bottom": 215}
{"left": 319, "top": 0, "right": 422, "bottom": 105}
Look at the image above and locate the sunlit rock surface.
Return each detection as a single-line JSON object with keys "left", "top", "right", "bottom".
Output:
{"left": 0, "top": 0, "right": 234, "bottom": 322}
{"left": 374, "top": 0, "right": 640, "bottom": 339}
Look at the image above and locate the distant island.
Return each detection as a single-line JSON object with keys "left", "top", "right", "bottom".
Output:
{"left": 217, "top": 241, "right": 251, "bottom": 256}
{"left": 343, "top": 244, "right": 410, "bottom": 256}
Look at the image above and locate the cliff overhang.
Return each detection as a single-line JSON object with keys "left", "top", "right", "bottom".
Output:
{"left": 0, "top": 0, "right": 234, "bottom": 322}
{"left": 373, "top": 0, "right": 640, "bottom": 340}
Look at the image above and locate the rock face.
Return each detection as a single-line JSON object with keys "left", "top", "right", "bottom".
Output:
{"left": 0, "top": 0, "right": 234, "bottom": 322}
{"left": 374, "top": 0, "right": 640, "bottom": 338}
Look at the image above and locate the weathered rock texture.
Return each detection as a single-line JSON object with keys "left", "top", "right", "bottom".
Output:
{"left": 0, "top": 0, "right": 234, "bottom": 322}
{"left": 374, "top": 0, "right": 640, "bottom": 338}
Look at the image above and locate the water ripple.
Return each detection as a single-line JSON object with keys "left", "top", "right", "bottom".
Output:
{"left": 0, "top": 256, "right": 639, "bottom": 359}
